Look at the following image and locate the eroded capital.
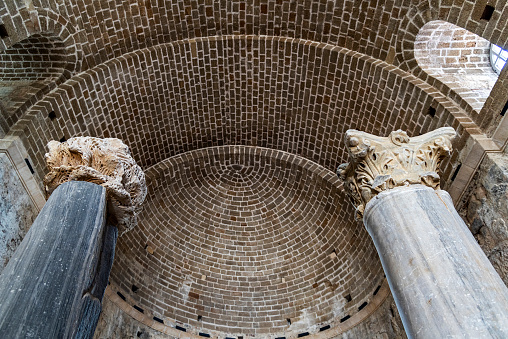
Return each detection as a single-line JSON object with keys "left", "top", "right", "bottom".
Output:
{"left": 44, "top": 137, "right": 147, "bottom": 234}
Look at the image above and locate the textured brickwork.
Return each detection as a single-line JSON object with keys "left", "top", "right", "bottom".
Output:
{"left": 0, "top": 33, "right": 68, "bottom": 117}
{"left": 0, "top": 33, "right": 66, "bottom": 80}
{"left": 396, "top": 1, "right": 508, "bottom": 126}
{"left": 1, "top": 1, "right": 508, "bottom": 133}
{"left": 0, "top": 8, "right": 81, "bottom": 129}
{"left": 9, "top": 37, "right": 470, "bottom": 195}
{"left": 460, "top": 152, "right": 508, "bottom": 286}
{"left": 1, "top": 0, "right": 508, "bottom": 337}
{"left": 110, "top": 145, "right": 384, "bottom": 337}
{"left": 415, "top": 20, "right": 497, "bottom": 113}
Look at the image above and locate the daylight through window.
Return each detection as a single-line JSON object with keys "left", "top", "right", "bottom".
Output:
{"left": 490, "top": 44, "right": 508, "bottom": 74}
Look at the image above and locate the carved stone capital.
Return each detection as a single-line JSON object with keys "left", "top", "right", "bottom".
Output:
{"left": 44, "top": 137, "right": 147, "bottom": 235}
{"left": 337, "top": 127, "right": 456, "bottom": 218}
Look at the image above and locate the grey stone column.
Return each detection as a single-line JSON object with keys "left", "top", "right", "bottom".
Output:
{"left": 338, "top": 128, "right": 508, "bottom": 339}
{"left": 0, "top": 137, "right": 146, "bottom": 339}
{"left": 0, "top": 181, "right": 112, "bottom": 338}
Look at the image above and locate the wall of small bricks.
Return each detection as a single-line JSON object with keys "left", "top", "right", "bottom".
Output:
{"left": 415, "top": 20, "right": 498, "bottom": 113}
{"left": 1, "top": 1, "right": 508, "bottom": 134}
{"left": 10, "top": 37, "right": 470, "bottom": 195}
{"left": 110, "top": 146, "right": 384, "bottom": 337}
{"left": 0, "top": 33, "right": 66, "bottom": 80}
{"left": 0, "top": 33, "right": 68, "bottom": 116}
{"left": 0, "top": 0, "right": 508, "bottom": 337}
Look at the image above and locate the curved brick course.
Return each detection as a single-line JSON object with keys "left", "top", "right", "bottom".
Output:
{"left": 11, "top": 36, "right": 471, "bottom": 192}
{"left": 110, "top": 145, "right": 384, "bottom": 337}
{"left": 2, "top": 1, "right": 508, "bottom": 133}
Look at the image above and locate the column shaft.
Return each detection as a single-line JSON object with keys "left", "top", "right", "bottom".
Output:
{"left": 0, "top": 181, "right": 111, "bottom": 338}
{"left": 364, "top": 184, "right": 508, "bottom": 338}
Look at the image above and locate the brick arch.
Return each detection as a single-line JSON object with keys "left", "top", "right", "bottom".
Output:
{"left": 0, "top": 8, "right": 82, "bottom": 75}
{"left": 415, "top": 20, "right": 497, "bottom": 113}
{"left": 7, "top": 36, "right": 474, "bottom": 192}
{"left": 395, "top": 1, "right": 508, "bottom": 132}
{"left": 0, "top": 8, "right": 83, "bottom": 131}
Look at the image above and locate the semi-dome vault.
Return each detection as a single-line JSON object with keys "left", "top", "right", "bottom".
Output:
{"left": 1, "top": 1, "right": 508, "bottom": 339}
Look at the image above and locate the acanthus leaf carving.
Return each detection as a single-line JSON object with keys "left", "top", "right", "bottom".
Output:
{"left": 338, "top": 127, "right": 456, "bottom": 219}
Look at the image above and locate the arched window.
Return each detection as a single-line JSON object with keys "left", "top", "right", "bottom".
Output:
{"left": 490, "top": 44, "right": 508, "bottom": 74}
{"left": 415, "top": 21, "right": 498, "bottom": 113}
{"left": 0, "top": 34, "right": 70, "bottom": 120}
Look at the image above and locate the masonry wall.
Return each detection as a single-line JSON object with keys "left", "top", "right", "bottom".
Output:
{"left": 94, "top": 294, "right": 407, "bottom": 339}
{"left": 0, "top": 152, "right": 38, "bottom": 271}
{"left": 460, "top": 151, "right": 508, "bottom": 285}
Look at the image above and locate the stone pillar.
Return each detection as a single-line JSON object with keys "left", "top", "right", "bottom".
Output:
{"left": 338, "top": 128, "right": 508, "bottom": 339}
{"left": 0, "top": 137, "right": 146, "bottom": 338}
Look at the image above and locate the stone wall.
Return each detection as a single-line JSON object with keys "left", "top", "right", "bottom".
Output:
{"left": 0, "top": 152, "right": 38, "bottom": 271}
{"left": 460, "top": 151, "right": 508, "bottom": 285}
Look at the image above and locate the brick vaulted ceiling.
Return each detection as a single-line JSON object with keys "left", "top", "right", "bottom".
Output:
{"left": 1, "top": 0, "right": 508, "bottom": 338}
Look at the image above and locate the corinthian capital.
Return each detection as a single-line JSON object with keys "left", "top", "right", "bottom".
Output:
{"left": 44, "top": 137, "right": 147, "bottom": 235}
{"left": 337, "top": 127, "right": 455, "bottom": 218}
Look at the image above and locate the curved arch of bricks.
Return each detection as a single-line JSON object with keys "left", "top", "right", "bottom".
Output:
{"left": 415, "top": 20, "right": 497, "bottom": 114}
{"left": 395, "top": 1, "right": 508, "bottom": 133}
{"left": 0, "top": 8, "right": 83, "bottom": 128}
{"left": 8, "top": 36, "right": 474, "bottom": 193}
{"left": 110, "top": 145, "right": 386, "bottom": 338}
{"left": 0, "top": 1, "right": 507, "bottom": 136}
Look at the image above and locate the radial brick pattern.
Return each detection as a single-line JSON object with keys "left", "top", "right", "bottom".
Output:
{"left": 110, "top": 146, "right": 383, "bottom": 337}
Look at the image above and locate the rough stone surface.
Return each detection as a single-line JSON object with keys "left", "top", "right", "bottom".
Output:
{"left": 460, "top": 152, "right": 508, "bottom": 285}
{"left": 338, "top": 296, "right": 407, "bottom": 339}
{"left": 44, "top": 137, "right": 147, "bottom": 235}
{"left": 94, "top": 296, "right": 175, "bottom": 339}
{"left": 0, "top": 152, "right": 37, "bottom": 271}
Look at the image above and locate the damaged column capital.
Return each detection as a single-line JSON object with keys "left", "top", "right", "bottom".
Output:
{"left": 0, "top": 137, "right": 146, "bottom": 338}
{"left": 338, "top": 127, "right": 508, "bottom": 339}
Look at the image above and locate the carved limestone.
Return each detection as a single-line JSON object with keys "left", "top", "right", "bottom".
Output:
{"left": 337, "top": 127, "right": 456, "bottom": 218}
{"left": 44, "top": 137, "right": 147, "bottom": 235}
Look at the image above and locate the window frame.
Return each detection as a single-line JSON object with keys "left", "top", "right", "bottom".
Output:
{"left": 490, "top": 43, "right": 508, "bottom": 75}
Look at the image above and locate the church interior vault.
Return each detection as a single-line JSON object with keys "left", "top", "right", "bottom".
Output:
{"left": 1, "top": 1, "right": 508, "bottom": 338}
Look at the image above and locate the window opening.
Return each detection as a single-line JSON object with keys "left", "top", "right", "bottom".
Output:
{"left": 490, "top": 44, "right": 508, "bottom": 74}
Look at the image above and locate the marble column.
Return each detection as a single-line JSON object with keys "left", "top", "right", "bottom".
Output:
{"left": 0, "top": 137, "right": 146, "bottom": 338}
{"left": 338, "top": 127, "right": 508, "bottom": 339}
